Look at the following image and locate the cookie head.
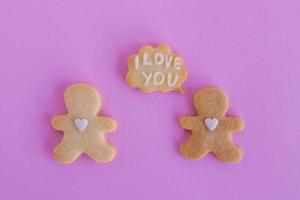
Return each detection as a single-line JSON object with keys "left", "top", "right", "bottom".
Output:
{"left": 64, "top": 83, "right": 102, "bottom": 116}
{"left": 193, "top": 87, "right": 229, "bottom": 117}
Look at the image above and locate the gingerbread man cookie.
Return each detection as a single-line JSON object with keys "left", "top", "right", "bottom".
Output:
{"left": 51, "top": 83, "right": 117, "bottom": 164}
{"left": 126, "top": 44, "right": 188, "bottom": 93}
{"left": 179, "top": 87, "right": 244, "bottom": 163}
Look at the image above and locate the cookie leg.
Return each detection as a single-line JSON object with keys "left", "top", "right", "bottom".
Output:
{"left": 180, "top": 140, "right": 209, "bottom": 160}
{"left": 85, "top": 143, "right": 117, "bottom": 163}
{"left": 212, "top": 143, "right": 243, "bottom": 163}
{"left": 53, "top": 140, "right": 81, "bottom": 164}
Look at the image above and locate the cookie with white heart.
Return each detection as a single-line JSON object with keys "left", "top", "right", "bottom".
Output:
{"left": 126, "top": 44, "right": 188, "bottom": 93}
{"left": 51, "top": 83, "right": 117, "bottom": 164}
{"left": 179, "top": 87, "right": 244, "bottom": 163}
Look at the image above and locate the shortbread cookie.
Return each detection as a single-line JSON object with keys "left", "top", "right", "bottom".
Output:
{"left": 179, "top": 87, "right": 244, "bottom": 163}
{"left": 51, "top": 83, "right": 117, "bottom": 164}
{"left": 126, "top": 44, "right": 188, "bottom": 93}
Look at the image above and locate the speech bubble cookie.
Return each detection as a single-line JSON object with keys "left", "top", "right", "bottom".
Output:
{"left": 126, "top": 44, "right": 188, "bottom": 93}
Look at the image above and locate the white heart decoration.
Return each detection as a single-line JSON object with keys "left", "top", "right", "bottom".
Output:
{"left": 74, "top": 118, "right": 88, "bottom": 132}
{"left": 204, "top": 118, "right": 219, "bottom": 131}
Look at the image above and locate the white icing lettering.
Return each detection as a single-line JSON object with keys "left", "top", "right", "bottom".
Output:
{"left": 167, "top": 73, "right": 179, "bottom": 87}
{"left": 174, "top": 57, "right": 181, "bottom": 70}
{"left": 154, "top": 52, "right": 164, "bottom": 66}
{"left": 153, "top": 72, "right": 165, "bottom": 85}
{"left": 142, "top": 72, "right": 152, "bottom": 86}
{"left": 165, "top": 55, "right": 173, "bottom": 68}
{"left": 143, "top": 53, "right": 152, "bottom": 66}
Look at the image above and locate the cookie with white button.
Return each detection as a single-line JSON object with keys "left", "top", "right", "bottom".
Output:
{"left": 51, "top": 83, "right": 117, "bottom": 164}
{"left": 179, "top": 87, "right": 244, "bottom": 163}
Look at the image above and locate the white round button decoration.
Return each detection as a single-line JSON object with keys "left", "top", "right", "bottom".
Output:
{"left": 204, "top": 118, "right": 219, "bottom": 131}
{"left": 74, "top": 119, "right": 88, "bottom": 132}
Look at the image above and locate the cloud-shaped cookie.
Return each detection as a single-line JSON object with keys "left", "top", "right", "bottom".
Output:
{"left": 126, "top": 44, "right": 188, "bottom": 93}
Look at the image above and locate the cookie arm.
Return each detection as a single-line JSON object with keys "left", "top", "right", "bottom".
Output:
{"left": 97, "top": 117, "right": 117, "bottom": 133}
{"left": 179, "top": 116, "right": 198, "bottom": 131}
{"left": 51, "top": 115, "right": 68, "bottom": 131}
{"left": 225, "top": 117, "right": 245, "bottom": 132}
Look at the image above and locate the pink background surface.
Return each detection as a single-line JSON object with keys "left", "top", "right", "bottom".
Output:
{"left": 0, "top": 0, "right": 299, "bottom": 199}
